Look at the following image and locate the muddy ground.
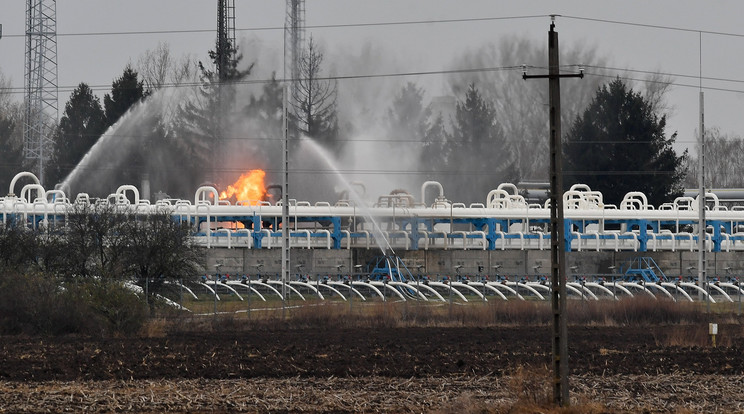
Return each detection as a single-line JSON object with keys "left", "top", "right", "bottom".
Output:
{"left": 1, "top": 325, "right": 743, "bottom": 412}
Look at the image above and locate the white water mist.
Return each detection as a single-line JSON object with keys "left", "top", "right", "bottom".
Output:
{"left": 299, "top": 135, "right": 394, "bottom": 256}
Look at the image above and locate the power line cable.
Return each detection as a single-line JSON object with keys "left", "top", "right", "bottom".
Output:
{"left": 0, "top": 14, "right": 548, "bottom": 39}
{"left": 562, "top": 15, "right": 744, "bottom": 38}
{"left": 2, "top": 13, "right": 742, "bottom": 39}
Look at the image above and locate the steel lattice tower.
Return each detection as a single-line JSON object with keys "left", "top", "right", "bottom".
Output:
{"left": 285, "top": 0, "right": 305, "bottom": 112}
{"left": 217, "top": 0, "right": 236, "bottom": 81}
{"left": 24, "top": 0, "right": 58, "bottom": 186}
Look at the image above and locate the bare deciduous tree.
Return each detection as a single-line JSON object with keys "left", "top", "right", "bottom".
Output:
{"left": 137, "top": 42, "right": 199, "bottom": 91}
{"left": 291, "top": 36, "right": 338, "bottom": 148}
{"left": 686, "top": 128, "right": 744, "bottom": 188}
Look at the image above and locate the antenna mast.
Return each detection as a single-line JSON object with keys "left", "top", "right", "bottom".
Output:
{"left": 24, "top": 0, "right": 58, "bottom": 186}
{"left": 285, "top": 0, "right": 305, "bottom": 117}
{"left": 217, "top": 0, "right": 236, "bottom": 82}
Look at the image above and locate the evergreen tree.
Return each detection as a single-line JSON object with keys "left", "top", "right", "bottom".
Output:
{"left": 564, "top": 78, "right": 687, "bottom": 206}
{"left": 103, "top": 66, "right": 145, "bottom": 127}
{"left": 176, "top": 39, "right": 253, "bottom": 184}
{"left": 0, "top": 71, "right": 25, "bottom": 191}
{"left": 420, "top": 112, "right": 451, "bottom": 184}
{"left": 0, "top": 104, "right": 24, "bottom": 192}
{"left": 447, "top": 83, "right": 517, "bottom": 202}
{"left": 244, "top": 73, "right": 283, "bottom": 163}
{"left": 386, "top": 82, "right": 430, "bottom": 142}
{"left": 49, "top": 83, "right": 106, "bottom": 185}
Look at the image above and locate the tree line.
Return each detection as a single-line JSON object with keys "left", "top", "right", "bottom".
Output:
{"left": 0, "top": 34, "right": 729, "bottom": 207}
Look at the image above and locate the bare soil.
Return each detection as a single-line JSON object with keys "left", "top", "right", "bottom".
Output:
{"left": 1, "top": 324, "right": 743, "bottom": 412}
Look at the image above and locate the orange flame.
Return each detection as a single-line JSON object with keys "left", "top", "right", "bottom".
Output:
{"left": 220, "top": 169, "right": 267, "bottom": 203}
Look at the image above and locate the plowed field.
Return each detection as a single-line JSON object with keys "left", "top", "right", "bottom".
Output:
{"left": 1, "top": 324, "right": 743, "bottom": 412}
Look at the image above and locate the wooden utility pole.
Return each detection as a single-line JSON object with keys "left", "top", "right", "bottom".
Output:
{"left": 523, "top": 16, "right": 582, "bottom": 407}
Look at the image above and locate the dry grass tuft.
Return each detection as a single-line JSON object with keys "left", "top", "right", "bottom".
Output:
{"left": 139, "top": 318, "right": 168, "bottom": 338}
{"left": 508, "top": 364, "right": 553, "bottom": 408}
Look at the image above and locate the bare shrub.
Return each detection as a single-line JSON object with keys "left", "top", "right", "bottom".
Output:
{"left": 507, "top": 364, "right": 553, "bottom": 409}
{"left": 0, "top": 273, "right": 148, "bottom": 336}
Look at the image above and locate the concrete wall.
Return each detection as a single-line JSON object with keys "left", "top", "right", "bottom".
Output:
{"left": 204, "top": 247, "right": 744, "bottom": 279}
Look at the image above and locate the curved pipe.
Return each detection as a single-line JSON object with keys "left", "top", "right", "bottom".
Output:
{"left": 195, "top": 186, "right": 219, "bottom": 205}
{"left": 368, "top": 281, "right": 407, "bottom": 301}
{"left": 565, "top": 283, "right": 589, "bottom": 298}
{"left": 124, "top": 282, "right": 188, "bottom": 311}
{"left": 247, "top": 281, "right": 284, "bottom": 300}
{"left": 468, "top": 282, "right": 508, "bottom": 301}
{"left": 225, "top": 281, "right": 267, "bottom": 301}
{"left": 9, "top": 172, "right": 40, "bottom": 196}
{"left": 488, "top": 282, "right": 526, "bottom": 300}
{"left": 679, "top": 282, "right": 716, "bottom": 303}
{"left": 20, "top": 184, "right": 45, "bottom": 202}
{"left": 507, "top": 281, "right": 545, "bottom": 300}
{"left": 718, "top": 282, "right": 744, "bottom": 296}
{"left": 351, "top": 281, "right": 385, "bottom": 300}
{"left": 266, "top": 280, "right": 308, "bottom": 300}
{"left": 644, "top": 283, "right": 675, "bottom": 301}
{"left": 163, "top": 281, "right": 199, "bottom": 300}
{"left": 451, "top": 282, "right": 486, "bottom": 301}
{"left": 294, "top": 281, "right": 326, "bottom": 299}
{"left": 197, "top": 282, "right": 220, "bottom": 299}
{"left": 312, "top": 282, "right": 347, "bottom": 301}
{"left": 621, "top": 282, "right": 657, "bottom": 299}
{"left": 427, "top": 281, "right": 468, "bottom": 302}
{"left": 409, "top": 282, "right": 447, "bottom": 301}
{"left": 388, "top": 281, "right": 426, "bottom": 300}
{"left": 661, "top": 282, "right": 693, "bottom": 302}
{"left": 327, "top": 281, "right": 366, "bottom": 300}
{"left": 706, "top": 283, "right": 733, "bottom": 302}
{"left": 567, "top": 282, "right": 599, "bottom": 300}
{"left": 210, "top": 282, "right": 244, "bottom": 301}
{"left": 600, "top": 281, "right": 635, "bottom": 299}
{"left": 421, "top": 181, "right": 444, "bottom": 205}
{"left": 584, "top": 282, "right": 617, "bottom": 299}
{"left": 116, "top": 185, "right": 140, "bottom": 205}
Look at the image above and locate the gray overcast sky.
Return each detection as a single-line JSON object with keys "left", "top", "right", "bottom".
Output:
{"left": 3, "top": 0, "right": 744, "bottom": 154}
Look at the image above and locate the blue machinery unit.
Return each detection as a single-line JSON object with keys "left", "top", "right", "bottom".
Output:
{"left": 4, "top": 173, "right": 744, "bottom": 253}
{"left": 618, "top": 257, "right": 667, "bottom": 282}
